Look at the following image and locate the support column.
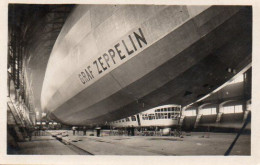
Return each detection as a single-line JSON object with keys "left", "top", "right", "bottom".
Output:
{"left": 216, "top": 104, "right": 223, "bottom": 123}
{"left": 242, "top": 100, "right": 247, "bottom": 112}
{"left": 196, "top": 107, "right": 200, "bottom": 115}
{"left": 194, "top": 107, "right": 202, "bottom": 129}
{"left": 246, "top": 100, "right": 251, "bottom": 111}
{"left": 181, "top": 106, "right": 187, "bottom": 116}
{"left": 243, "top": 99, "right": 251, "bottom": 123}
{"left": 179, "top": 107, "right": 187, "bottom": 126}
{"left": 216, "top": 104, "right": 220, "bottom": 114}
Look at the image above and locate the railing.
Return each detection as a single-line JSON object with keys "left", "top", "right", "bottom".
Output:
{"left": 7, "top": 96, "right": 34, "bottom": 141}
{"left": 7, "top": 97, "right": 25, "bottom": 127}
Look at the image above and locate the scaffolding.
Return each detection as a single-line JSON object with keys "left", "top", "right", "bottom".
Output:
{"left": 7, "top": 5, "right": 74, "bottom": 149}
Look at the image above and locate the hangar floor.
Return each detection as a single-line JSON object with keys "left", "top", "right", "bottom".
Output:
{"left": 10, "top": 131, "right": 250, "bottom": 155}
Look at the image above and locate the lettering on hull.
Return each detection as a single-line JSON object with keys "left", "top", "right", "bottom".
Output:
{"left": 78, "top": 28, "right": 147, "bottom": 85}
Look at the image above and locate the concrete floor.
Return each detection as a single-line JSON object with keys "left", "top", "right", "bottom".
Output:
{"left": 13, "top": 136, "right": 79, "bottom": 155}
{"left": 12, "top": 131, "right": 250, "bottom": 155}
{"left": 63, "top": 131, "right": 250, "bottom": 155}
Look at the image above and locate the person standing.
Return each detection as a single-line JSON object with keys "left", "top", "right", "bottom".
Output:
{"left": 83, "top": 126, "right": 87, "bottom": 136}
{"left": 72, "top": 126, "right": 76, "bottom": 135}
{"left": 127, "top": 126, "right": 131, "bottom": 136}
{"left": 131, "top": 125, "right": 135, "bottom": 136}
{"left": 96, "top": 127, "right": 101, "bottom": 137}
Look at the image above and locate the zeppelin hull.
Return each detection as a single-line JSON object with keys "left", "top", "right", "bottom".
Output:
{"left": 41, "top": 6, "right": 252, "bottom": 125}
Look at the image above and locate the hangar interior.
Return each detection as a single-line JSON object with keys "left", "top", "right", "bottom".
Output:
{"left": 7, "top": 4, "right": 251, "bottom": 155}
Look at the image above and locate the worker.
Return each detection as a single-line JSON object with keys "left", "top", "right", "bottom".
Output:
{"left": 72, "top": 126, "right": 76, "bottom": 135}
{"left": 83, "top": 126, "right": 87, "bottom": 136}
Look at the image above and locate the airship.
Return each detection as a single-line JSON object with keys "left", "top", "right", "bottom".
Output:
{"left": 41, "top": 5, "right": 252, "bottom": 126}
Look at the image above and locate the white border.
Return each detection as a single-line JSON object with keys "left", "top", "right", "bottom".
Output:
{"left": 1, "top": 0, "right": 260, "bottom": 164}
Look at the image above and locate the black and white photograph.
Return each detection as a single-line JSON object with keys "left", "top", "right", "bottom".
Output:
{"left": 1, "top": 0, "right": 259, "bottom": 164}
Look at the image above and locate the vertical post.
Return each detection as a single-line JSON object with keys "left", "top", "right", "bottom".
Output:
{"left": 196, "top": 107, "right": 200, "bottom": 115}
{"left": 194, "top": 107, "right": 201, "bottom": 129}
{"left": 216, "top": 104, "right": 220, "bottom": 114}
{"left": 216, "top": 103, "right": 224, "bottom": 123}
{"left": 181, "top": 106, "right": 187, "bottom": 116}
{"left": 242, "top": 100, "right": 247, "bottom": 112}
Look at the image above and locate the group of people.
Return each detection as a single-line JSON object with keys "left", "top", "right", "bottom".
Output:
{"left": 127, "top": 126, "right": 135, "bottom": 136}
{"left": 72, "top": 126, "right": 88, "bottom": 136}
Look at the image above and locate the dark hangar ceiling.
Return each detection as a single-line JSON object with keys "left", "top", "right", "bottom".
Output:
{"left": 8, "top": 4, "right": 75, "bottom": 113}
